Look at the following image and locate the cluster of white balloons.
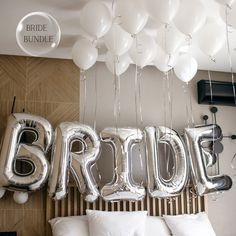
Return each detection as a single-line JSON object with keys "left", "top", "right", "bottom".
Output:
{"left": 71, "top": 0, "right": 235, "bottom": 82}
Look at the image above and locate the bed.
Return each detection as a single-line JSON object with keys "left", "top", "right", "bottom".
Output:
{"left": 46, "top": 185, "right": 207, "bottom": 236}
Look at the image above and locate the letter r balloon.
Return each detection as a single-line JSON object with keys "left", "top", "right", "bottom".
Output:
{"left": 48, "top": 122, "right": 101, "bottom": 202}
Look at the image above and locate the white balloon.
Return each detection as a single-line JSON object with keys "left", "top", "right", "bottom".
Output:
{"left": 153, "top": 45, "right": 178, "bottom": 72}
{"left": 0, "top": 188, "right": 6, "bottom": 199}
{"left": 13, "top": 191, "right": 29, "bottom": 204}
{"left": 72, "top": 39, "right": 98, "bottom": 70}
{"left": 115, "top": 0, "right": 148, "bottom": 35}
{"left": 174, "top": 53, "right": 198, "bottom": 82}
{"left": 197, "top": 18, "right": 225, "bottom": 57}
{"left": 129, "top": 32, "right": 157, "bottom": 68}
{"left": 105, "top": 52, "right": 130, "bottom": 75}
{"left": 146, "top": 0, "right": 180, "bottom": 24}
{"left": 156, "top": 24, "right": 185, "bottom": 55}
{"left": 80, "top": 1, "right": 112, "bottom": 38}
{"left": 174, "top": 0, "right": 206, "bottom": 36}
{"left": 216, "top": 0, "right": 235, "bottom": 6}
{"left": 104, "top": 24, "right": 133, "bottom": 56}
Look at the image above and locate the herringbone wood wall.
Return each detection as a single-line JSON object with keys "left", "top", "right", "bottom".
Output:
{"left": 0, "top": 54, "right": 80, "bottom": 236}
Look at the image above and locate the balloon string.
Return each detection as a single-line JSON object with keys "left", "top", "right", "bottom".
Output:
{"left": 111, "top": 0, "right": 117, "bottom": 19}
{"left": 117, "top": 74, "right": 121, "bottom": 124}
{"left": 186, "top": 37, "right": 195, "bottom": 128}
{"left": 112, "top": 0, "right": 119, "bottom": 131}
{"left": 135, "top": 65, "right": 144, "bottom": 178}
{"left": 210, "top": 115, "right": 215, "bottom": 182}
{"left": 75, "top": 66, "right": 80, "bottom": 121}
{"left": 170, "top": 72, "right": 175, "bottom": 175}
{"left": 134, "top": 36, "right": 139, "bottom": 130}
{"left": 81, "top": 70, "right": 87, "bottom": 124}
{"left": 216, "top": 153, "right": 220, "bottom": 175}
{"left": 207, "top": 70, "right": 213, "bottom": 103}
{"left": 113, "top": 69, "right": 118, "bottom": 174}
{"left": 162, "top": 73, "right": 168, "bottom": 162}
{"left": 134, "top": 35, "right": 144, "bottom": 183}
{"left": 183, "top": 83, "right": 190, "bottom": 128}
{"left": 207, "top": 70, "right": 217, "bottom": 180}
{"left": 112, "top": 57, "right": 122, "bottom": 175}
{"left": 188, "top": 83, "right": 195, "bottom": 127}
{"left": 162, "top": 72, "right": 173, "bottom": 179}
{"left": 231, "top": 145, "right": 236, "bottom": 182}
{"left": 93, "top": 65, "right": 98, "bottom": 131}
{"left": 116, "top": 72, "right": 121, "bottom": 129}
{"left": 138, "top": 67, "right": 144, "bottom": 184}
{"left": 91, "top": 76, "right": 103, "bottom": 189}
{"left": 212, "top": 107, "right": 215, "bottom": 167}
{"left": 167, "top": 72, "right": 172, "bottom": 128}
{"left": 163, "top": 25, "right": 173, "bottom": 178}
{"left": 80, "top": 70, "right": 87, "bottom": 178}
{"left": 225, "top": 6, "right": 236, "bottom": 105}
{"left": 113, "top": 59, "right": 118, "bottom": 131}
{"left": 185, "top": 38, "right": 195, "bottom": 128}
{"left": 163, "top": 74, "right": 167, "bottom": 129}
{"left": 166, "top": 71, "right": 173, "bottom": 177}
{"left": 138, "top": 68, "right": 143, "bottom": 127}
{"left": 113, "top": 59, "right": 117, "bottom": 129}
{"left": 111, "top": 0, "right": 119, "bottom": 133}
{"left": 210, "top": 113, "right": 218, "bottom": 199}
{"left": 115, "top": 57, "right": 121, "bottom": 132}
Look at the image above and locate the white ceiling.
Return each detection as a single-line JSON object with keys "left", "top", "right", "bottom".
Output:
{"left": 1, "top": 0, "right": 236, "bottom": 73}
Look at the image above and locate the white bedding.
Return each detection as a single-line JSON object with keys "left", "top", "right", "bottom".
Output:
{"left": 86, "top": 210, "right": 147, "bottom": 236}
{"left": 49, "top": 211, "right": 215, "bottom": 236}
{"left": 163, "top": 212, "right": 216, "bottom": 236}
{"left": 49, "top": 214, "right": 171, "bottom": 236}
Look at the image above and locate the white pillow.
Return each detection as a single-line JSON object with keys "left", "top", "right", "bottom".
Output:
{"left": 146, "top": 216, "right": 171, "bottom": 236}
{"left": 163, "top": 212, "right": 216, "bottom": 236}
{"left": 86, "top": 210, "right": 147, "bottom": 236}
{"left": 49, "top": 215, "right": 89, "bottom": 236}
{"left": 49, "top": 214, "right": 171, "bottom": 236}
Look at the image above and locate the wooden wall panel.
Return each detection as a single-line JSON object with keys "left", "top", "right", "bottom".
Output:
{"left": 0, "top": 54, "right": 80, "bottom": 236}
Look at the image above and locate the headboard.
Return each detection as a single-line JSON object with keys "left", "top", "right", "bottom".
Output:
{"left": 46, "top": 185, "right": 207, "bottom": 236}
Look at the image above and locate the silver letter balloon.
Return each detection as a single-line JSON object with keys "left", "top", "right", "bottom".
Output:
{"left": 100, "top": 127, "right": 146, "bottom": 201}
{"left": 185, "top": 124, "right": 232, "bottom": 196}
{"left": 145, "top": 126, "right": 188, "bottom": 198}
{"left": 0, "top": 113, "right": 53, "bottom": 191}
{"left": 48, "top": 122, "right": 101, "bottom": 202}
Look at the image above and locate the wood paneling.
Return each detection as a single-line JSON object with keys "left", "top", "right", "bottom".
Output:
{"left": 0, "top": 54, "right": 80, "bottom": 236}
